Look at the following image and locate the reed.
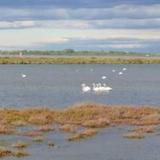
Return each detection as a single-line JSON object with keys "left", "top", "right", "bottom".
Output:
{"left": 59, "top": 124, "right": 77, "bottom": 133}
{"left": 13, "top": 150, "right": 29, "bottom": 157}
{"left": 0, "top": 57, "right": 160, "bottom": 64}
{"left": 0, "top": 103, "right": 160, "bottom": 140}
{"left": 0, "top": 147, "right": 12, "bottom": 158}
{"left": 123, "top": 132, "right": 145, "bottom": 139}
{"left": 12, "top": 141, "right": 28, "bottom": 149}
{"left": 68, "top": 129, "right": 98, "bottom": 141}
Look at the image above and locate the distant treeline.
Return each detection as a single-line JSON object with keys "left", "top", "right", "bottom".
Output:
{"left": 0, "top": 49, "right": 159, "bottom": 56}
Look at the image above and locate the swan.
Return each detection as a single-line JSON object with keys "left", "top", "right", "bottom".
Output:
{"left": 92, "top": 83, "right": 100, "bottom": 92}
{"left": 81, "top": 83, "right": 91, "bottom": 92}
{"left": 101, "top": 76, "right": 107, "bottom": 80}
{"left": 92, "top": 83, "right": 112, "bottom": 92}
{"left": 118, "top": 72, "right": 123, "bottom": 75}
{"left": 122, "top": 68, "right": 127, "bottom": 71}
{"left": 112, "top": 69, "right": 116, "bottom": 72}
{"left": 21, "top": 74, "right": 26, "bottom": 78}
{"left": 99, "top": 83, "right": 112, "bottom": 91}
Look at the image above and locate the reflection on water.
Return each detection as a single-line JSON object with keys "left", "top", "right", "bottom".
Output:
{"left": 0, "top": 64, "right": 159, "bottom": 108}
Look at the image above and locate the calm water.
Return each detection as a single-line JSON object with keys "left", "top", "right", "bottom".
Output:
{"left": 1, "top": 64, "right": 160, "bottom": 160}
{"left": 0, "top": 64, "right": 160, "bottom": 108}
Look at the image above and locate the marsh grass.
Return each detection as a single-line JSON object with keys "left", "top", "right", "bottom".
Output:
{"left": 0, "top": 147, "right": 12, "bottom": 158}
{"left": 37, "top": 125, "right": 55, "bottom": 132}
{"left": 59, "top": 124, "right": 77, "bottom": 133}
{"left": 82, "top": 118, "right": 110, "bottom": 128}
{"left": 0, "top": 103, "right": 160, "bottom": 140}
{"left": 0, "top": 57, "right": 160, "bottom": 64}
{"left": 17, "top": 130, "right": 43, "bottom": 137}
{"left": 32, "top": 136, "right": 44, "bottom": 143}
{"left": 123, "top": 132, "right": 145, "bottom": 139}
{"left": 0, "top": 147, "right": 29, "bottom": 158}
{"left": 12, "top": 141, "right": 28, "bottom": 149}
{"left": 1, "top": 103, "right": 160, "bottom": 158}
{"left": 129, "top": 126, "right": 156, "bottom": 134}
{"left": 68, "top": 129, "right": 98, "bottom": 141}
{"left": 0, "top": 125, "right": 15, "bottom": 135}
{"left": 12, "top": 150, "right": 29, "bottom": 157}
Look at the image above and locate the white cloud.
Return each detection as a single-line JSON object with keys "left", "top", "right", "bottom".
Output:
{"left": 0, "top": 28, "right": 159, "bottom": 50}
{"left": 97, "top": 44, "right": 143, "bottom": 49}
{"left": 0, "top": 20, "right": 91, "bottom": 29}
{"left": 0, "top": 21, "right": 35, "bottom": 29}
{"left": 69, "top": 29, "right": 160, "bottom": 40}
{"left": 0, "top": 29, "right": 69, "bottom": 49}
{"left": 1, "top": 18, "right": 160, "bottom": 30}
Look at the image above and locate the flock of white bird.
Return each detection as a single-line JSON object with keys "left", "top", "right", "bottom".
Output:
{"left": 20, "top": 67, "right": 127, "bottom": 94}
{"left": 81, "top": 67, "right": 127, "bottom": 93}
{"left": 81, "top": 83, "right": 112, "bottom": 93}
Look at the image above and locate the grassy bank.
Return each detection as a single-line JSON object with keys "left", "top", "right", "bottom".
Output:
{"left": 0, "top": 56, "right": 160, "bottom": 64}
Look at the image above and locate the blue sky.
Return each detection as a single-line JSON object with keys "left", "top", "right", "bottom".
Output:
{"left": 0, "top": 0, "right": 160, "bottom": 52}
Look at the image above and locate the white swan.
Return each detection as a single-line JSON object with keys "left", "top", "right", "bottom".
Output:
{"left": 99, "top": 83, "right": 112, "bottom": 92}
{"left": 112, "top": 69, "right": 116, "bottom": 72}
{"left": 81, "top": 83, "right": 91, "bottom": 92}
{"left": 118, "top": 72, "right": 123, "bottom": 75}
{"left": 92, "top": 83, "right": 100, "bottom": 92}
{"left": 21, "top": 74, "right": 26, "bottom": 78}
{"left": 101, "top": 76, "right": 107, "bottom": 80}
{"left": 92, "top": 83, "right": 112, "bottom": 92}
{"left": 122, "top": 68, "right": 127, "bottom": 71}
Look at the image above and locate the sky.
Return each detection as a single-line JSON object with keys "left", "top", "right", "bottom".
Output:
{"left": 0, "top": 0, "right": 160, "bottom": 52}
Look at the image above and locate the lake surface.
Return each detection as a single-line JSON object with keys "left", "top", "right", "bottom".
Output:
{"left": 0, "top": 64, "right": 160, "bottom": 108}
{"left": 1, "top": 64, "right": 160, "bottom": 160}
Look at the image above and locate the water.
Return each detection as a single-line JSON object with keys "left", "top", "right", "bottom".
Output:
{"left": 0, "top": 64, "right": 160, "bottom": 108}
{"left": 3, "top": 127, "right": 160, "bottom": 160}
{"left": 1, "top": 64, "right": 160, "bottom": 160}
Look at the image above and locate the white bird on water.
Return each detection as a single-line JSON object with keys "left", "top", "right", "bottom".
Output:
{"left": 118, "top": 72, "right": 123, "bottom": 75}
{"left": 122, "top": 68, "right": 127, "bottom": 71}
{"left": 101, "top": 76, "right": 107, "bottom": 80}
{"left": 92, "top": 83, "right": 100, "bottom": 92}
{"left": 92, "top": 83, "right": 112, "bottom": 92}
{"left": 81, "top": 83, "right": 91, "bottom": 92}
{"left": 112, "top": 69, "right": 116, "bottom": 73}
{"left": 21, "top": 74, "right": 26, "bottom": 78}
{"left": 100, "top": 83, "right": 112, "bottom": 92}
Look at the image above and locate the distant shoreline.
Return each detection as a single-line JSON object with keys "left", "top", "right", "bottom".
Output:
{"left": 0, "top": 55, "right": 160, "bottom": 64}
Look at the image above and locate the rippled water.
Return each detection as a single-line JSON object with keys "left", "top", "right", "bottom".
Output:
{"left": 0, "top": 64, "right": 160, "bottom": 108}
{"left": 1, "top": 64, "right": 160, "bottom": 160}
{"left": 3, "top": 126, "right": 160, "bottom": 160}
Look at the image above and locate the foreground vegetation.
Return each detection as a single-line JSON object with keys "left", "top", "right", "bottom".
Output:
{"left": 0, "top": 56, "right": 160, "bottom": 64}
{"left": 0, "top": 102, "right": 160, "bottom": 158}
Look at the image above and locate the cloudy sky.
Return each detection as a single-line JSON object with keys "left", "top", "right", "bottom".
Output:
{"left": 0, "top": 0, "right": 160, "bottom": 52}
